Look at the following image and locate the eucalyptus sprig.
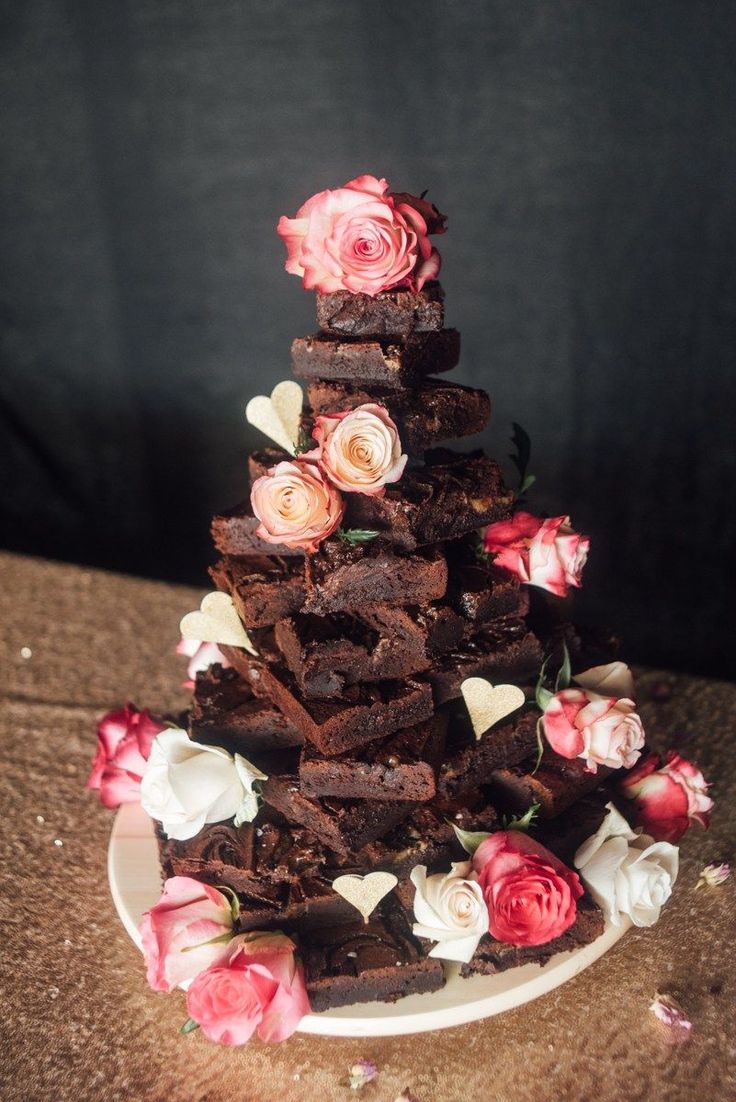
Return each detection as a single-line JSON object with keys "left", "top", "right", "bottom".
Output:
{"left": 509, "top": 422, "right": 536, "bottom": 498}
{"left": 337, "top": 528, "right": 380, "bottom": 546}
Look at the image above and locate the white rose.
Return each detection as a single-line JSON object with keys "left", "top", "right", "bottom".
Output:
{"left": 410, "top": 861, "right": 489, "bottom": 963}
{"left": 574, "top": 802, "right": 679, "bottom": 927}
{"left": 140, "top": 728, "right": 267, "bottom": 841}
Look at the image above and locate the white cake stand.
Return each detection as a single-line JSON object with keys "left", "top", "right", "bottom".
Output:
{"left": 108, "top": 802, "right": 629, "bottom": 1037}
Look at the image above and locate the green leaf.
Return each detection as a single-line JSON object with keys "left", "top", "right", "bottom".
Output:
{"left": 473, "top": 530, "right": 493, "bottom": 564}
{"left": 555, "top": 641, "right": 571, "bottom": 692}
{"left": 450, "top": 821, "right": 492, "bottom": 856}
{"left": 531, "top": 717, "right": 546, "bottom": 775}
{"left": 337, "top": 528, "right": 380, "bottom": 546}
{"left": 508, "top": 422, "right": 536, "bottom": 497}
{"left": 535, "top": 684, "right": 553, "bottom": 711}
{"left": 519, "top": 473, "right": 536, "bottom": 496}
{"left": 503, "top": 803, "right": 541, "bottom": 832}
{"left": 180, "top": 1017, "right": 200, "bottom": 1035}
{"left": 293, "top": 427, "right": 313, "bottom": 455}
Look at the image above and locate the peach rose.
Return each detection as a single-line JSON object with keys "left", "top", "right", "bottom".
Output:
{"left": 250, "top": 459, "right": 344, "bottom": 552}
{"left": 86, "top": 703, "right": 165, "bottom": 808}
{"left": 620, "top": 751, "right": 713, "bottom": 842}
{"left": 312, "top": 403, "right": 407, "bottom": 496}
{"left": 483, "top": 512, "right": 589, "bottom": 598}
{"left": 472, "top": 830, "right": 582, "bottom": 947}
{"left": 185, "top": 932, "right": 310, "bottom": 1045}
{"left": 277, "top": 174, "right": 442, "bottom": 295}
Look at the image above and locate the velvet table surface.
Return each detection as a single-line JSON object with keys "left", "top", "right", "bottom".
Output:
{"left": 0, "top": 551, "right": 734, "bottom": 1102}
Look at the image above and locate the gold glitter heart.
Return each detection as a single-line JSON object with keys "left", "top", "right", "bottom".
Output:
{"left": 179, "top": 592, "right": 257, "bottom": 654}
{"left": 245, "top": 380, "right": 304, "bottom": 455}
{"left": 460, "top": 677, "right": 526, "bottom": 740}
{"left": 332, "top": 872, "right": 398, "bottom": 924}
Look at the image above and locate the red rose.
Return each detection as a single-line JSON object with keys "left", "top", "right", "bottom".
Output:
{"left": 86, "top": 703, "right": 165, "bottom": 809}
{"left": 277, "top": 174, "right": 442, "bottom": 296}
{"left": 472, "top": 830, "right": 583, "bottom": 947}
{"left": 483, "top": 512, "right": 589, "bottom": 598}
{"left": 620, "top": 751, "right": 713, "bottom": 842}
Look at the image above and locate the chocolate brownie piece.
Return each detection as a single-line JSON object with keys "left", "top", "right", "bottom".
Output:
{"left": 222, "top": 651, "right": 434, "bottom": 756}
{"left": 291, "top": 329, "right": 460, "bottom": 387}
{"left": 344, "top": 802, "right": 499, "bottom": 881}
{"left": 429, "top": 624, "right": 543, "bottom": 705}
{"left": 486, "top": 752, "right": 613, "bottom": 819}
{"left": 190, "top": 664, "right": 304, "bottom": 752}
{"left": 210, "top": 555, "right": 305, "bottom": 629}
{"left": 436, "top": 707, "right": 541, "bottom": 802}
{"left": 459, "top": 897, "right": 605, "bottom": 977}
{"left": 446, "top": 556, "right": 529, "bottom": 623}
{"left": 315, "top": 283, "right": 444, "bottom": 338}
{"left": 261, "top": 774, "right": 416, "bottom": 857}
{"left": 302, "top": 902, "right": 445, "bottom": 1011}
{"left": 306, "top": 378, "right": 490, "bottom": 449}
{"left": 211, "top": 500, "right": 303, "bottom": 558}
{"left": 303, "top": 542, "right": 447, "bottom": 615}
{"left": 273, "top": 607, "right": 430, "bottom": 699}
{"left": 157, "top": 819, "right": 354, "bottom": 931}
{"left": 344, "top": 451, "right": 514, "bottom": 550}
{"left": 299, "top": 713, "right": 447, "bottom": 801}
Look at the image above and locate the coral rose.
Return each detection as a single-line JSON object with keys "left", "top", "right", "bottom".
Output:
{"left": 543, "top": 688, "right": 645, "bottom": 773}
{"left": 86, "top": 703, "right": 165, "bottom": 808}
{"left": 313, "top": 403, "right": 407, "bottom": 496}
{"left": 483, "top": 512, "right": 589, "bottom": 597}
{"left": 619, "top": 751, "right": 713, "bottom": 842}
{"left": 472, "top": 830, "right": 582, "bottom": 947}
{"left": 185, "top": 932, "right": 310, "bottom": 1045}
{"left": 139, "top": 876, "right": 235, "bottom": 992}
{"left": 277, "top": 174, "right": 442, "bottom": 295}
{"left": 251, "top": 459, "right": 344, "bottom": 552}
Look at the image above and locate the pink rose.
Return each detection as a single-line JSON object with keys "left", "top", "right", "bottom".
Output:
{"left": 312, "top": 403, "right": 407, "bottom": 496}
{"left": 139, "top": 876, "right": 235, "bottom": 992}
{"left": 86, "top": 703, "right": 165, "bottom": 808}
{"left": 185, "top": 932, "right": 310, "bottom": 1045}
{"left": 620, "top": 751, "right": 713, "bottom": 842}
{"left": 472, "top": 831, "right": 583, "bottom": 947}
{"left": 277, "top": 174, "right": 442, "bottom": 296}
{"left": 483, "top": 512, "right": 590, "bottom": 597}
{"left": 176, "top": 637, "right": 230, "bottom": 689}
{"left": 543, "top": 688, "right": 645, "bottom": 773}
{"left": 251, "top": 459, "right": 345, "bottom": 552}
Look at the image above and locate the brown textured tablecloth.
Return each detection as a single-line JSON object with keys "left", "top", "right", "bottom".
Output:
{"left": 1, "top": 551, "right": 734, "bottom": 1102}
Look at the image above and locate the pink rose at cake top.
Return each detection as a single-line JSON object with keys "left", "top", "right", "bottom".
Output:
{"left": 184, "top": 932, "right": 310, "bottom": 1045}
{"left": 471, "top": 830, "right": 583, "bottom": 947}
{"left": 311, "top": 403, "right": 408, "bottom": 496}
{"left": 89, "top": 174, "right": 710, "bottom": 1041}
{"left": 277, "top": 174, "right": 444, "bottom": 296}
{"left": 619, "top": 751, "right": 713, "bottom": 842}
{"left": 86, "top": 703, "right": 165, "bottom": 809}
{"left": 483, "top": 511, "right": 590, "bottom": 598}
{"left": 139, "top": 875, "right": 237, "bottom": 992}
{"left": 250, "top": 458, "right": 344, "bottom": 552}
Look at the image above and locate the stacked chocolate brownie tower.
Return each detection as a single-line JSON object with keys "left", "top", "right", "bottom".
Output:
{"left": 158, "top": 282, "right": 610, "bottom": 1010}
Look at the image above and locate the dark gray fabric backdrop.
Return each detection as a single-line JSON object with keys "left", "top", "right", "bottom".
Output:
{"left": 1, "top": 0, "right": 735, "bottom": 677}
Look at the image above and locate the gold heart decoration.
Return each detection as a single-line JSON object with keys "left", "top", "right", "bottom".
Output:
{"left": 331, "top": 872, "right": 398, "bottom": 924}
{"left": 245, "top": 380, "right": 304, "bottom": 455}
{"left": 180, "top": 592, "right": 257, "bottom": 655}
{"left": 460, "top": 677, "right": 526, "bottom": 741}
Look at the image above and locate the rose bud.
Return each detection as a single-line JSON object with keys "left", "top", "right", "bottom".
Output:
{"left": 185, "top": 932, "right": 310, "bottom": 1045}
{"left": 86, "top": 703, "right": 166, "bottom": 809}
{"left": 483, "top": 512, "right": 589, "bottom": 598}
{"left": 139, "top": 876, "right": 236, "bottom": 992}
{"left": 472, "top": 830, "right": 583, "bottom": 947}
{"left": 313, "top": 403, "right": 407, "bottom": 496}
{"left": 620, "top": 751, "right": 713, "bottom": 842}
{"left": 277, "top": 174, "right": 441, "bottom": 295}
{"left": 250, "top": 459, "right": 344, "bottom": 552}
